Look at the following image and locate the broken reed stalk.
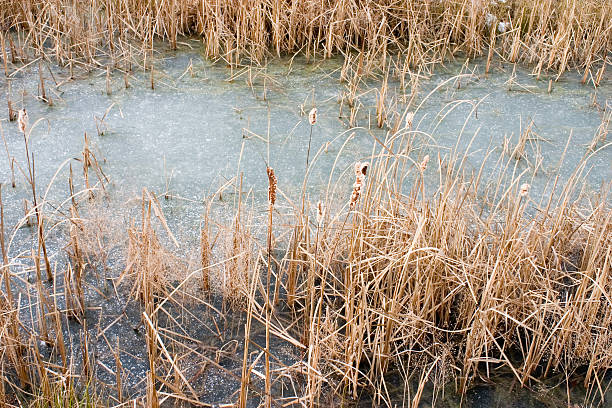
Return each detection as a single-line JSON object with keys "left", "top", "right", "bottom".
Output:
{"left": 7, "top": 81, "right": 16, "bottom": 122}
{"left": 106, "top": 66, "right": 111, "bottom": 95}
{"left": 1, "top": 31, "right": 8, "bottom": 77}
{"left": 18, "top": 111, "right": 53, "bottom": 282}
{"left": 38, "top": 61, "right": 52, "bottom": 106}
{"left": 0, "top": 123, "right": 16, "bottom": 187}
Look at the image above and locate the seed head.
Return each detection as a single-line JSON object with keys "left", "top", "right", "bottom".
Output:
{"left": 267, "top": 167, "right": 277, "bottom": 206}
{"left": 350, "top": 162, "right": 368, "bottom": 209}
{"left": 419, "top": 155, "right": 430, "bottom": 172}
{"left": 405, "top": 111, "right": 414, "bottom": 128}
{"left": 308, "top": 108, "right": 317, "bottom": 125}
{"left": 18, "top": 109, "right": 28, "bottom": 134}
{"left": 355, "top": 161, "right": 368, "bottom": 177}
{"left": 519, "top": 183, "right": 530, "bottom": 198}
{"left": 316, "top": 200, "right": 325, "bottom": 225}
{"left": 350, "top": 178, "right": 363, "bottom": 209}
{"left": 497, "top": 21, "right": 509, "bottom": 33}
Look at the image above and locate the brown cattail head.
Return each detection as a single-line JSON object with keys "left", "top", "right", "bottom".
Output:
{"left": 18, "top": 109, "right": 28, "bottom": 134}
{"left": 201, "top": 225, "right": 210, "bottom": 291}
{"left": 308, "top": 108, "right": 317, "bottom": 125}
{"left": 316, "top": 200, "right": 325, "bottom": 224}
{"left": 419, "top": 155, "right": 430, "bottom": 172}
{"left": 267, "top": 166, "right": 277, "bottom": 206}
{"left": 519, "top": 183, "right": 530, "bottom": 198}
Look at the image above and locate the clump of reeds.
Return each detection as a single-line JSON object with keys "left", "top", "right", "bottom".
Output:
{"left": 287, "top": 144, "right": 612, "bottom": 404}
{"left": 122, "top": 190, "right": 177, "bottom": 302}
{"left": 2, "top": 0, "right": 610, "bottom": 83}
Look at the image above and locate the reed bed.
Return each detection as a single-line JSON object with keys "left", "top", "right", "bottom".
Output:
{"left": 283, "top": 146, "right": 611, "bottom": 405}
{"left": 0, "top": 124, "right": 610, "bottom": 406}
{"left": 1, "top": 0, "right": 610, "bottom": 79}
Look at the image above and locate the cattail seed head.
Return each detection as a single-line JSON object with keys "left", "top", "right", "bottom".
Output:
{"left": 405, "top": 111, "right": 414, "bottom": 128}
{"left": 350, "top": 179, "right": 362, "bottom": 209}
{"left": 267, "top": 166, "right": 277, "bottom": 206}
{"left": 18, "top": 109, "right": 28, "bottom": 134}
{"left": 350, "top": 161, "right": 368, "bottom": 209}
{"left": 419, "top": 155, "right": 430, "bottom": 172}
{"left": 355, "top": 161, "right": 368, "bottom": 177}
{"left": 316, "top": 200, "right": 325, "bottom": 224}
{"left": 309, "top": 108, "right": 317, "bottom": 125}
{"left": 519, "top": 183, "right": 530, "bottom": 198}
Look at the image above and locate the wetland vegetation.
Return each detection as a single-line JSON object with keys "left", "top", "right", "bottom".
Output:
{"left": 0, "top": 1, "right": 611, "bottom": 407}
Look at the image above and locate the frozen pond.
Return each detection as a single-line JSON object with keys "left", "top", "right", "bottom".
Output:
{"left": 1, "top": 43, "right": 610, "bottom": 232}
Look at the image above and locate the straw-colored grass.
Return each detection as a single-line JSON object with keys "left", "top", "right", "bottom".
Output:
{"left": 1, "top": 135, "right": 610, "bottom": 406}
{"left": 1, "top": 0, "right": 610, "bottom": 78}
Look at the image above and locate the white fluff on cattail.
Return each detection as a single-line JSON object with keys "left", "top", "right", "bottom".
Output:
{"left": 18, "top": 109, "right": 28, "bottom": 134}
{"left": 309, "top": 108, "right": 317, "bottom": 125}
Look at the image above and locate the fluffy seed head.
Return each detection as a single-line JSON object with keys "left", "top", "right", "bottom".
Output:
{"left": 350, "top": 162, "right": 368, "bottom": 209}
{"left": 519, "top": 183, "right": 530, "bottom": 198}
{"left": 355, "top": 161, "right": 368, "bottom": 177}
{"left": 18, "top": 109, "right": 28, "bottom": 134}
{"left": 405, "top": 111, "right": 414, "bottom": 128}
{"left": 419, "top": 155, "right": 430, "bottom": 172}
{"left": 309, "top": 108, "right": 317, "bottom": 125}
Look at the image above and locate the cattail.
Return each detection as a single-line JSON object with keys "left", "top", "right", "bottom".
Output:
{"left": 497, "top": 21, "right": 509, "bottom": 33}
{"left": 355, "top": 161, "right": 368, "bottom": 177}
{"left": 18, "top": 108, "right": 28, "bottom": 134}
{"left": 419, "top": 155, "right": 430, "bottom": 172}
{"left": 350, "top": 178, "right": 363, "bottom": 209}
{"left": 350, "top": 161, "right": 368, "bottom": 209}
{"left": 519, "top": 183, "right": 530, "bottom": 198}
{"left": 201, "top": 224, "right": 210, "bottom": 291}
{"left": 306, "top": 108, "right": 318, "bottom": 166}
{"left": 405, "top": 111, "right": 414, "bottom": 128}
{"left": 316, "top": 200, "right": 325, "bottom": 225}
{"left": 308, "top": 107, "right": 317, "bottom": 125}
{"left": 267, "top": 167, "right": 277, "bottom": 206}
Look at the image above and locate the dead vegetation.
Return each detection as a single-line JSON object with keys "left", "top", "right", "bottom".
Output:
{"left": 0, "top": 1, "right": 611, "bottom": 405}
{"left": 0, "top": 0, "right": 610, "bottom": 81}
{"left": 0, "top": 117, "right": 610, "bottom": 406}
